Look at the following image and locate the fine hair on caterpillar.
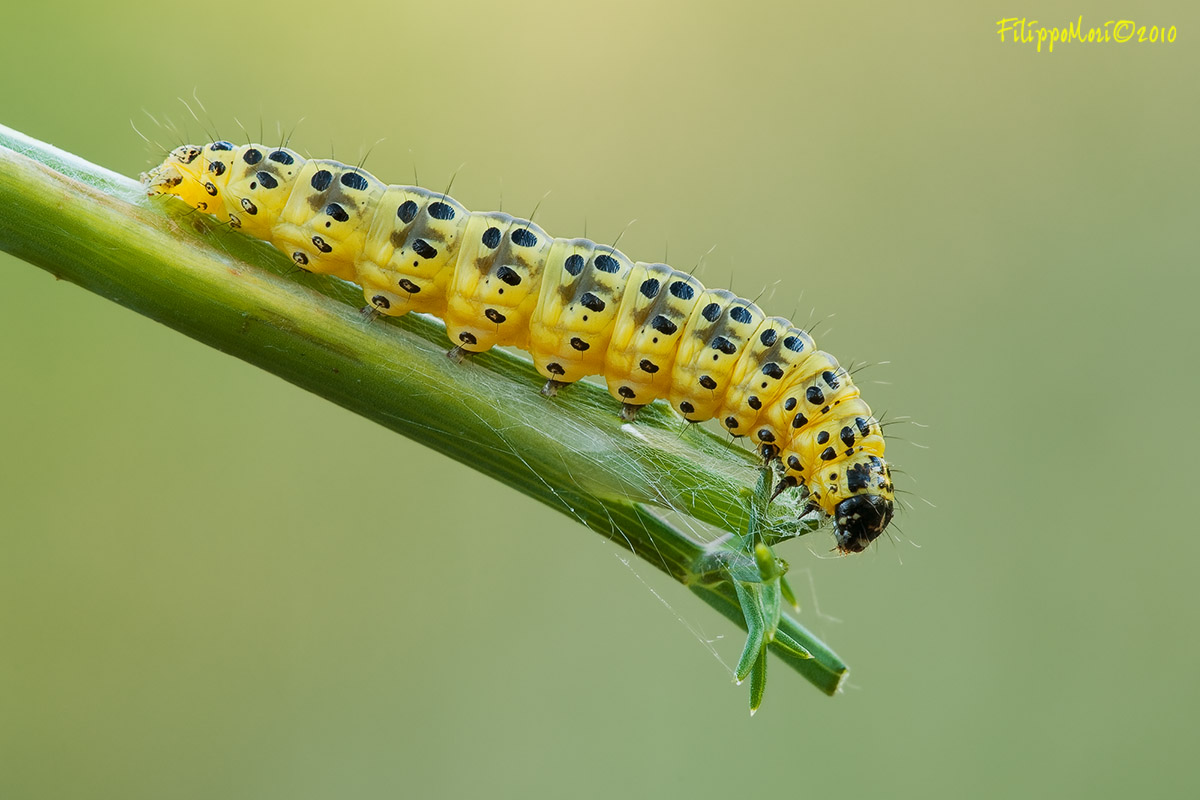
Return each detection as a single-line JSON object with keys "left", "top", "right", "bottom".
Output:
{"left": 143, "top": 141, "right": 896, "bottom": 553}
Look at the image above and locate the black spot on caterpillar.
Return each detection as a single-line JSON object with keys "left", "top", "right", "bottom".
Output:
{"left": 143, "top": 142, "right": 895, "bottom": 552}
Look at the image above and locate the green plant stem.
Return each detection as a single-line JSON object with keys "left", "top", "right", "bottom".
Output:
{"left": 0, "top": 123, "right": 847, "bottom": 697}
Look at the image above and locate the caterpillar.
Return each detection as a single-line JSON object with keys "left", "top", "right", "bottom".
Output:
{"left": 143, "top": 142, "right": 895, "bottom": 553}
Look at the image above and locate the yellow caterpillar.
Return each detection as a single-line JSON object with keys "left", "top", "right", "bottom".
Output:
{"left": 143, "top": 142, "right": 895, "bottom": 552}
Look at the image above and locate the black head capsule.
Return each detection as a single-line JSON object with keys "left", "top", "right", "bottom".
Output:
{"left": 832, "top": 495, "right": 894, "bottom": 554}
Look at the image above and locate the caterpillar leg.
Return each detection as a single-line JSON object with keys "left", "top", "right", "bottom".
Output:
{"left": 619, "top": 403, "right": 644, "bottom": 422}
{"left": 770, "top": 475, "right": 798, "bottom": 502}
{"left": 540, "top": 379, "right": 569, "bottom": 398}
{"left": 446, "top": 345, "right": 475, "bottom": 364}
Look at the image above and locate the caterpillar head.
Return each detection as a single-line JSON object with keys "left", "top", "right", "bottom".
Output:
{"left": 833, "top": 494, "right": 894, "bottom": 553}
{"left": 830, "top": 453, "right": 895, "bottom": 553}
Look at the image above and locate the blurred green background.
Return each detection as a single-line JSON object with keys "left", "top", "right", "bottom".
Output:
{"left": 2, "top": 0, "right": 1198, "bottom": 797}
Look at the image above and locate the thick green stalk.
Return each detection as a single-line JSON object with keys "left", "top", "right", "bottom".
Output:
{"left": 0, "top": 123, "right": 847, "bottom": 698}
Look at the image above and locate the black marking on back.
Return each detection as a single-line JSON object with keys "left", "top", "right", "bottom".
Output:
{"left": 397, "top": 200, "right": 419, "bottom": 223}
{"left": 429, "top": 201, "right": 455, "bottom": 220}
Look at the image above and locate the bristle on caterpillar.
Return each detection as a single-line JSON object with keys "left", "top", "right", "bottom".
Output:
{"left": 144, "top": 141, "right": 896, "bottom": 553}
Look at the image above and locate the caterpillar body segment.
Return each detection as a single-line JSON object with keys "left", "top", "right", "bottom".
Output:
{"left": 144, "top": 142, "right": 895, "bottom": 552}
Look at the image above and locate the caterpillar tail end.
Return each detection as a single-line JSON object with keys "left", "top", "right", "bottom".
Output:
{"left": 140, "top": 162, "right": 183, "bottom": 195}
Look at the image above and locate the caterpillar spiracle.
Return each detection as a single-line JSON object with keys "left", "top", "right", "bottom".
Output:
{"left": 143, "top": 142, "right": 896, "bottom": 553}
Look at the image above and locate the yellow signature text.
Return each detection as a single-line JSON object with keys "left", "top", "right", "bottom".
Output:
{"left": 996, "top": 16, "right": 1178, "bottom": 52}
